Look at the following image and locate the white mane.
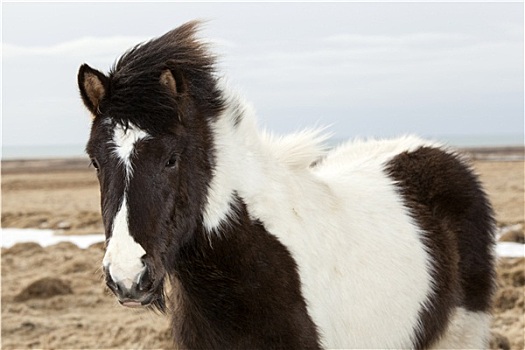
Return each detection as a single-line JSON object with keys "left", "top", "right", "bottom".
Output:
{"left": 202, "top": 90, "right": 332, "bottom": 233}
{"left": 260, "top": 128, "right": 332, "bottom": 170}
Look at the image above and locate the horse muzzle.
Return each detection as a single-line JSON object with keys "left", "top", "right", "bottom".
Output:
{"left": 104, "top": 263, "right": 156, "bottom": 308}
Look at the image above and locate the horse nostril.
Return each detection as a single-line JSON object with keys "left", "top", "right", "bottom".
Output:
{"left": 104, "top": 266, "right": 118, "bottom": 292}
{"left": 137, "top": 258, "right": 153, "bottom": 290}
{"left": 138, "top": 268, "right": 152, "bottom": 291}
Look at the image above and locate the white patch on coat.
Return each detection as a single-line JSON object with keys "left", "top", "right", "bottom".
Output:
{"left": 202, "top": 93, "right": 256, "bottom": 232}
{"left": 111, "top": 122, "right": 149, "bottom": 182}
{"left": 103, "top": 122, "right": 149, "bottom": 288}
{"left": 429, "top": 308, "right": 491, "bottom": 349}
{"left": 203, "top": 91, "right": 332, "bottom": 232}
{"left": 202, "top": 90, "right": 455, "bottom": 348}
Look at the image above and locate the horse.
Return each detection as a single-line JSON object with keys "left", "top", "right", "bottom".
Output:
{"left": 78, "top": 21, "right": 496, "bottom": 349}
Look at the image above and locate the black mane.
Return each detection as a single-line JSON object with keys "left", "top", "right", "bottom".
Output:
{"left": 101, "top": 20, "right": 225, "bottom": 134}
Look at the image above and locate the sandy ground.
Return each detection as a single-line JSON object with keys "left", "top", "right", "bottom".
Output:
{"left": 1, "top": 150, "right": 524, "bottom": 349}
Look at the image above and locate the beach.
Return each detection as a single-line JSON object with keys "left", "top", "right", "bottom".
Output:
{"left": 2, "top": 149, "right": 524, "bottom": 349}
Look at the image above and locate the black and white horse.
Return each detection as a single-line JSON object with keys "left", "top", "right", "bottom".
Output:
{"left": 78, "top": 21, "right": 496, "bottom": 349}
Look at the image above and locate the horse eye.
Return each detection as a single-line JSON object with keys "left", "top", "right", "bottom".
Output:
{"left": 90, "top": 158, "right": 100, "bottom": 171}
{"left": 165, "top": 155, "right": 177, "bottom": 168}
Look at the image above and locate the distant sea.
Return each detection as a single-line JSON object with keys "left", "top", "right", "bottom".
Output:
{"left": 2, "top": 144, "right": 88, "bottom": 160}
{"left": 2, "top": 134, "right": 523, "bottom": 160}
{"left": 328, "top": 134, "right": 524, "bottom": 148}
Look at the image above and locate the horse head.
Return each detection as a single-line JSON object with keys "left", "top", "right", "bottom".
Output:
{"left": 78, "top": 21, "right": 224, "bottom": 310}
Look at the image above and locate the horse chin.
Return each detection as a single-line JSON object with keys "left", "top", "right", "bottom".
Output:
{"left": 120, "top": 300, "right": 146, "bottom": 308}
{"left": 117, "top": 288, "right": 165, "bottom": 311}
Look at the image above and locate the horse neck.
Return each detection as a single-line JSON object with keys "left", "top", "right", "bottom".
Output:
{"left": 202, "top": 92, "right": 330, "bottom": 234}
{"left": 171, "top": 195, "right": 321, "bottom": 349}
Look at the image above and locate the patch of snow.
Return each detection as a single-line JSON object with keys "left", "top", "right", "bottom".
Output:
{"left": 1, "top": 228, "right": 523, "bottom": 257}
{"left": 1, "top": 228, "right": 104, "bottom": 249}
{"left": 496, "top": 242, "right": 525, "bottom": 258}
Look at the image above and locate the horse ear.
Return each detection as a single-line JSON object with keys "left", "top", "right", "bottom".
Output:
{"left": 78, "top": 64, "right": 108, "bottom": 116}
{"left": 160, "top": 68, "right": 185, "bottom": 96}
{"left": 160, "top": 69, "right": 177, "bottom": 95}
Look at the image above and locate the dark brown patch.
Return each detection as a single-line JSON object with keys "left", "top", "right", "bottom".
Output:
{"left": 385, "top": 147, "right": 496, "bottom": 348}
{"left": 170, "top": 196, "right": 321, "bottom": 349}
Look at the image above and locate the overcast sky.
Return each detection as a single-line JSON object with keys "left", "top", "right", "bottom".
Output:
{"left": 2, "top": 1, "right": 523, "bottom": 152}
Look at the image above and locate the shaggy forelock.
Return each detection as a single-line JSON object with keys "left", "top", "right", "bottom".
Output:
{"left": 102, "top": 20, "right": 224, "bottom": 134}
{"left": 112, "top": 21, "right": 216, "bottom": 81}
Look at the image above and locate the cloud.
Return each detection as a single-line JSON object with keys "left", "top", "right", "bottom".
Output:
{"left": 230, "top": 31, "right": 507, "bottom": 71}
{"left": 3, "top": 36, "right": 149, "bottom": 60}
{"left": 323, "top": 32, "right": 475, "bottom": 48}
{"left": 219, "top": 29, "right": 522, "bottom": 135}
{"left": 226, "top": 30, "right": 521, "bottom": 83}
{"left": 3, "top": 35, "right": 236, "bottom": 61}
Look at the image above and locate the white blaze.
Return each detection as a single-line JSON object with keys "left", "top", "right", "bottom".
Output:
{"left": 102, "top": 122, "right": 149, "bottom": 289}
{"left": 103, "top": 198, "right": 146, "bottom": 288}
